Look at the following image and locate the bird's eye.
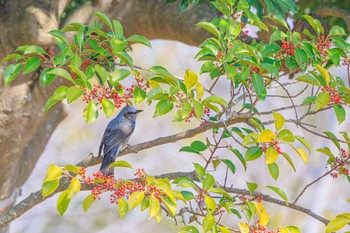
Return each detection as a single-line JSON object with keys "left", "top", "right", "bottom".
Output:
{"left": 124, "top": 113, "right": 129, "bottom": 118}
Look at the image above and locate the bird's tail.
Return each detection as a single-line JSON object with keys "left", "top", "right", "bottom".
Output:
{"left": 99, "top": 146, "right": 120, "bottom": 177}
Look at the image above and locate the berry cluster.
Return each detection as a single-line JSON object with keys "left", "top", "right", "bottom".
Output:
{"left": 329, "top": 148, "right": 350, "bottom": 179}
{"left": 260, "top": 140, "right": 282, "bottom": 154}
{"left": 320, "top": 85, "right": 343, "bottom": 105}
{"left": 249, "top": 224, "right": 280, "bottom": 233}
{"left": 185, "top": 107, "right": 211, "bottom": 125}
{"left": 315, "top": 35, "right": 331, "bottom": 56}
{"left": 81, "top": 168, "right": 167, "bottom": 203}
{"left": 82, "top": 77, "right": 149, "bottom": 108}
{"left": 281, "top": 39, "right": 296, "bottom": 56}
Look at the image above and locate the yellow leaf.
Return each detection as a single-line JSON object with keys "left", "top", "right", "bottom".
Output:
{"left": 44, "top": 165, "right": 62, "bottom": 182}
{"left": 281, "top": 226, "right": 301, "bottom": 233}
{"left": 314, "top": 64, "right": 330, "bottom": 85}
{"left": 238, "top": 222, "right": 249, "bottom": 233}
{"left": 265, "top": 146, "right": 278, "bottom": 164}
{"left": 204, "top": 195, "right": 216, "bottom": 213}
{"left": 254, "top": 202, "right": 269, "bottom": 226}
{"left": 292, "top": 146, "right": 308, "bottom": 164}
{"left": 258, "top": 129, "right": 276, "bottom": 142}
{"left": 155, "top": 207, "right": 162, "bottom": 223}
{"left": 67, "top": 177, "right": 81, "bottom": 199}
{"left": 148, "top": 80, "right": 160, "bottom": 88}
{"left": 184, "top": 69, "right": 198, "bottom": 91}
{"left": 217, "top": 226, "right": 230, "bottom": 233}
{"left": 149, "top": 194, "right": 160, "bottom": 219}
{"left": 273, "top": 111, "right": 285, "bottom": 131}
{"left": 196, "top": 82, "right": 204, "bottom": 100}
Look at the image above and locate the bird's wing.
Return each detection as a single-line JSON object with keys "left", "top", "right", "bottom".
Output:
{"left": 100, "top": 121, "right": 134, "bottom": 156}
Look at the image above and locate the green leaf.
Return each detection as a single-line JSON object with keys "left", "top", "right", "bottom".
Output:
{"left": 110, "top": 39, "right": 124, "bottom": 53}
{"left": 230, "top": 148, "right": 247, "bottom": 170}
{"left": 67, "top": 177, "right": 81, "bottom": 199}
{"left": 268, "top": 163, "right": 279, "bottom": 180}
{"left": 83, "top": 101, "right": 99, "bottom": 124}
{"left": 109, "top": 160, "right": 133, "bottom": 169}
{"left": 3, "top": 63, "right": 22, "bottom": 86}
{"left": 116, "top": 52, "right": 133, "bottom": 67}
{"left": 203, "top": 174, "right": 215, "bottom": 190}
{"left": 265, "top": 147, "right": 278, "bottom": 164}
{"left": 23, "top": 57, "right": 41, "bottom": 74}
{"left": 66, "top": 86, "right": 84, "bottom": 104}
{"left": 149, "top": 195, "right": 160, "bottom": 218}
{"left": 40, "top": 68, "right": 56, "bottom": 86}
{"left": 193, "top": 99, "right": 204, "bottom": 119}
{"left": 303, "top": 15, "right": 324, "bottom": 36}
{"left": 44, "top": 165, "right": 62, "bottom": 182}
{"left": 1, "top": 53, "right": 23, "bottom": 63}
{"left": 153, "top": 100, "right": 173, "bottom": 117}
{"left": 83, "top": 194, "right": 95, "bottom": 212}
{"left": 24, "top": 45, "right": 46, "bottom": 55}
{"left": 134, "top": 87, "right": 147, "bottom": 104}
{"left": 324, "top": 131, "right": 340, "bottom": 149}
{"left": 56, "top": 190, "right": 71, "bottom": 216}
{"left": 93, "top": 11, "right": 113, "bottom": 32}
{"left": 296, "top": 74, "right": 320, "bottom": 86}
{"left": 258, "top": 129, "right": 276, "bottom": 142}
{"left": 260, "top": 43, "right": 281, "bottom": 57}
{"left": 264, "top": 186, "right": 288, "bottom": 204}
{"left": 112, "top": 20, "right": 124, "bottom": 37}
{"left": 95, "top": 65, "right": 110, "bottom": 84}
{"left": 246, "top": 181, "right": 258, "bottom": 193}
{"left": 197, "top": 22, "right": 220, "bottom": 38}
{"left": 180, "top": 191, "right": 195, "bottom": 201}
{"left": 245, "top": 146, "right": 263, "bottom": 161}
{"left": 277, "top": 129, "right": 295, "bottom": 142}
{"left": 112, "top": 68, "right": 131, "bottom": 82}
{"left": 315, "top": 92, "right": 330, "bottom": 111}
{"left": 128, "top": 191, "right": 145, "bottom": 209}
{"left": 334, "top": 104, "right": 346, "bottom": 124}
{"left": 179, "top": 146, "right": 200, "bottom": 154}
{"left": 49, "top": 30, "right": 68, "bottom": 43}
{"left": 42, "top": 179, "right": 59, "bottom": 197}
{"left": 221, "top": 159, "right": 235, "bottom": 175}
{"left": 329, "top": 26, "right": 346, "bottom": 36}
{"left": 281, "top": 152, "right": 296, "bottom": 172}
{"left": 174, "top": 178, "right": 197, "bottom": 189}
{"left": 209, "top": 187, "right": 230, "bottom": 198}
{"left": 202, "top": 214, "right": 215, "bottom": 232}
{"left": 316, "top": 147, "right": 335, "bottom": 160}
{"left": 202, "top": 95, "right": 227, "bottom": 106}
{"left": 181, "top": 226, "right": 200, "bottom": 233}
{"left": 127, "top": 35, "right": 152, "bottom": 48}
{"left": 273, "top": 112, "right": 285, "bottom": 131}
{"left": 118, "top": 198, "right": 129, "bottom": 218}
{"left": 101, "top": 98, "right": 115, "bottom": 118}
{"left": 302, "top": 96, "right": 316, "bottom": 105}
{"left": 252, "top": 73, "right": 266, "bottom": 101}
{"left": 191, "top": 141, "right": 207, "bottom": 151}
{"left": 48, "top": 68, "right": 74, "bottom": 82}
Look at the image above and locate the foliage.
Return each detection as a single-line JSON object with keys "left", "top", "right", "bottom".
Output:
{"left": 3, "top": 0, "right": 350, "bottom": 232}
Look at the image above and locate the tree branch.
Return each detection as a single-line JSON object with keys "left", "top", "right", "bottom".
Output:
{"left": 77, "top": 112, "right": 251, "bottom": 167}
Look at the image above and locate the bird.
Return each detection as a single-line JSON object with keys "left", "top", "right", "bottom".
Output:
{"left": 98, "top": 105, "right": 142, "bottom": 176}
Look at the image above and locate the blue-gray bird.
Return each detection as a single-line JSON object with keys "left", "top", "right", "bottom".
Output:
{"left": 98, "top": 106, "right": 142, "bottom": 176}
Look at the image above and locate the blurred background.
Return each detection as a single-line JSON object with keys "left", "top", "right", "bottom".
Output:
{"left": 9, "top": 39, "right": 350, "bottom": 232}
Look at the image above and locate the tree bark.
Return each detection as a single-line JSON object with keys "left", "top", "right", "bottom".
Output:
{"left": 0, "top": 0, "right": 216, "bottom": 231}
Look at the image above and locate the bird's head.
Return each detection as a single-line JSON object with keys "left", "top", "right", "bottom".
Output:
{"left": 119, "top": 105, "right": 143, "bottom": 121}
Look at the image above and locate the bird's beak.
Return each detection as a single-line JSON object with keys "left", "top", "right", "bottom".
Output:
{"left": 135, "top": 110, "right": 143, "bottom": 114}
